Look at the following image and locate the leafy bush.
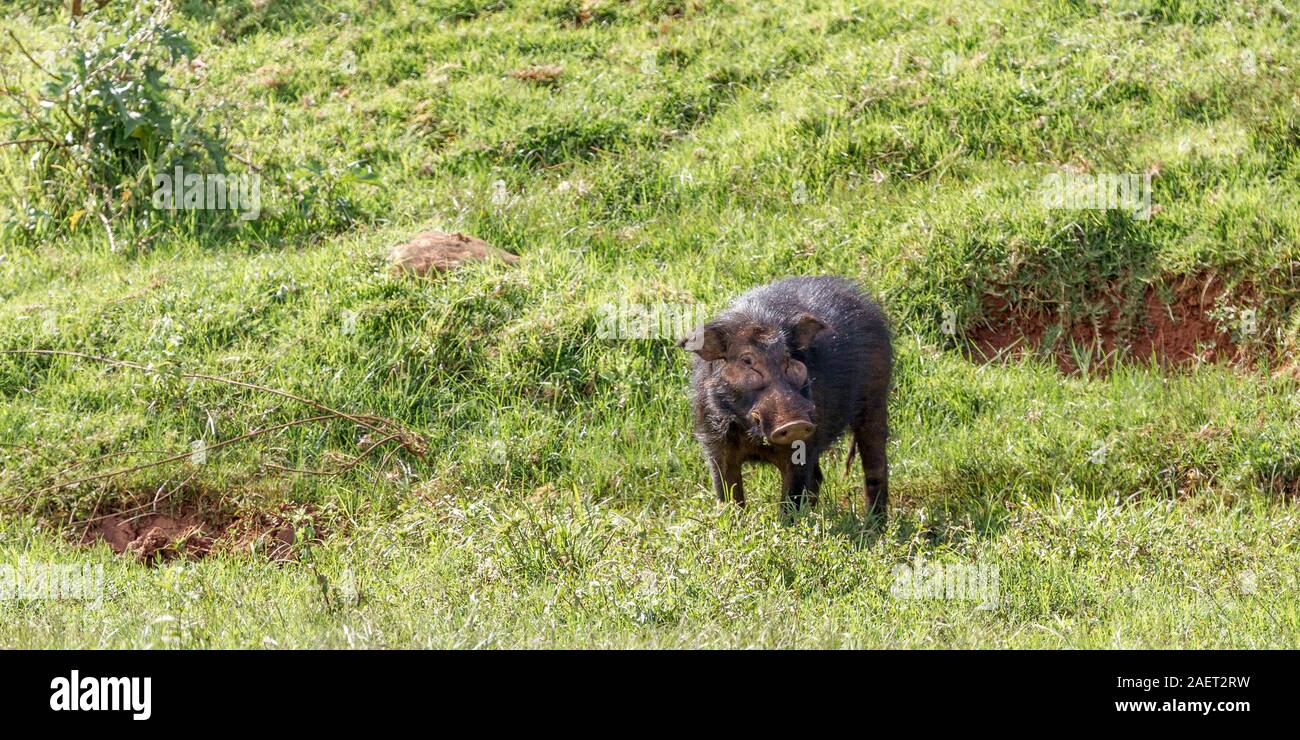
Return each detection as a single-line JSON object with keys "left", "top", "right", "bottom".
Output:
{"left": 0, "top": 0, "right": 230, "bottom": 245}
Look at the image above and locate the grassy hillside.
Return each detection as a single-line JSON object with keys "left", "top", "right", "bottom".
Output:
{"left": 1, "top": 0, "right": 1298, "bottom": 647}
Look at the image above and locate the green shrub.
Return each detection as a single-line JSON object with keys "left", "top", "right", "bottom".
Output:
{"left": 0, "top": 0, "right": 229, "bottom": 244}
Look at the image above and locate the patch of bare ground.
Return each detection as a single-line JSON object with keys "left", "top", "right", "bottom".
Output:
{"left": 509, "top": 64, "right": 563, "bottom": 85}
{"left": 968, "top": 273, "right": 1261, "bottom": 373}
{"left": 1260, "top": 472, "right": 1300, "bottom": 501}
{"left": 78, "top": 500, "right": 324, "bottom": 564}
{"left": 388, "top": 231, "right": 520, "bottom": 276}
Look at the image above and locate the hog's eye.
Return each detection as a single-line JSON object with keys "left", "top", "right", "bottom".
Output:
{"left": 741, "top": 355, "right": 754, "bottom": 367}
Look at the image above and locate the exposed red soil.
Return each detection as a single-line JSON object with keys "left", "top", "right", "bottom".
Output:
{"left": 508, "top": 65, "right": 563, "bottom": 85}
{"left": 969, "top": 273, "right": 1255, "bottom": 372}
{"left": 1260, "top": 472, "right": 1300, "bottom": 501}
{"left": 79, "top": 502, "right": 323, "bottom": 564}
{"left": 388, "top": 231, "right": 519, "bottom": 276}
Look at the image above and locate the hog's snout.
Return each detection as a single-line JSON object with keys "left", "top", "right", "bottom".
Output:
{"left": 750, "top": 394, "right": 816, "bottom": 446}
{"left": 769, "top": 420, "right": 815, "bottom": 445}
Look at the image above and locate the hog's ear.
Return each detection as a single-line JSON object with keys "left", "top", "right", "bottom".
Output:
{"left": 677, "top": 323, "right": 727, "bottom": 361}
{"left": 790, "top": 314, "right": 830, "bottom": 350}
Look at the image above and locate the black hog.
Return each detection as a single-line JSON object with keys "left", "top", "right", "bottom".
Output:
{"left": 678, "top": 276, "right": 892, "bottom": 518}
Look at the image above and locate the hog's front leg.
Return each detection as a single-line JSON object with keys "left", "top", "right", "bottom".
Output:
{"left": 706, "top": 446, "right": 745, "bottom": 506}
{"left": 776, "top": 450, "right": 818, "bottom": 514}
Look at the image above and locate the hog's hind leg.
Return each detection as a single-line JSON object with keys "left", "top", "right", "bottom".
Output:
{"left": 854, "top": 398, "right": 888, "bottom": 521}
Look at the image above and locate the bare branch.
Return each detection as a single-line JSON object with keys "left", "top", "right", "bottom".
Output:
{"left": 4, "top": 30, "right": 58, "bottom": 79}
{"left": 0, "top": 349, "right": 430, "bottom": 505}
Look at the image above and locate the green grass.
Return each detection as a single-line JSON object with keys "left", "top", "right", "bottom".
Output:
{"left": 1, "top": 0, "right": 1299, "bottom": 648}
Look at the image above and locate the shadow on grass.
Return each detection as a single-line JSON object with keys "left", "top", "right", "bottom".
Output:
{"left": 804, "top": 479, "right": 1018, "bottom": 550}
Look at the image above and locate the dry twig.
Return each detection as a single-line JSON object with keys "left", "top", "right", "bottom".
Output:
{"left": 1, "top": 349, "right": 429, "bottom": 504}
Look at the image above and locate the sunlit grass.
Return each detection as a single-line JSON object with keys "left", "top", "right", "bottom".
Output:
{"left": 1, "top": 0, "right": 1298, "bottom": 648}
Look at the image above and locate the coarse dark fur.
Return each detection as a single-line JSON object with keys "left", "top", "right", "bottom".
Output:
{"left": 678, "top": 276, "right": 892, "bottom": 518}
